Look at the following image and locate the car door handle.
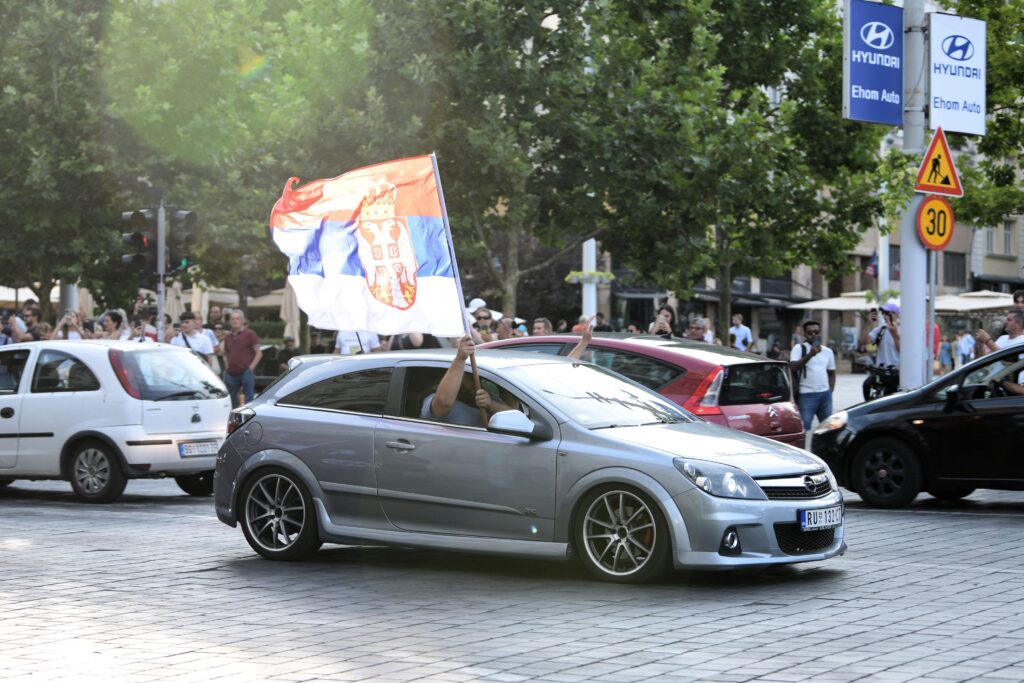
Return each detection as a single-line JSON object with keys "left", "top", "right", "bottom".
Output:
{"left": 0, "top": 407, "right": 13, "bottom": 419}
{"left": 385, "top": 440, "right": 416, "bottom": 452}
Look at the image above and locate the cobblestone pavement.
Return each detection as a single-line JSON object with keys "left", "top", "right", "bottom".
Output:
{"left": 2, "top": 375, "right": 1022, "bottom": 683}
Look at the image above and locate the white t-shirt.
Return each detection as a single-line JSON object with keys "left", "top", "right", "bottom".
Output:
{"left": 790, "top": 343, "right": 836, "bottom": 394}
{"left": 703, "top": 330, "right": 714, "bottom": 344}
{"left": 334, "top": 330, "right": 381, "bottom": 355}
{"left": 869, "top": 325, "right": 900, "bottom": 367}
{"left": 994, "top": 334, "right": 1024, "bottom": 350}
{"left": 729, "top": 324, "right": 753, "bottom": 351}
{"left": 170, "top": 331, "right": 214, "bottom": 355}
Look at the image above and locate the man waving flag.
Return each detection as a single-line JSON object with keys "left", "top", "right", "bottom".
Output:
{"left": 269, "top": 154, "right": 467, "bottom": 336}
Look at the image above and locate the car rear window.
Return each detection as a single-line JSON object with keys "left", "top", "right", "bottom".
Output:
{"left": 719, "top": 363, "right": 790, "bottom": 406}
{"left": 122, "top": 348, "right": 228, "bottom": 400}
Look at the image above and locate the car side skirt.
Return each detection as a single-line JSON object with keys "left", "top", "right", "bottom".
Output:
{"left": 314, "top": 499, "right": 570, "bottom": 561}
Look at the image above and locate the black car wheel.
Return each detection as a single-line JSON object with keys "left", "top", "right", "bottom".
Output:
{"left": 175, "top": 471, "right": 214, "bottom": 496}
{"left": 575, "top": 485, "right": 671, "bottom": 583}
{"left": 928, "top": 487, "right": 975, "bottom": 502}
{"left": 68, "top": 440, "right": 127, "bottom": 503}
{"left": 239, "top": 467, "right": 321, "bottom": 560}
{"left": 853, "top": 437, "right": 922, "bottom": 508}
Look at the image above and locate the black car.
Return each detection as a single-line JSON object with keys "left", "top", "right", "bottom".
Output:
{"left": 812, "top": 344, "right": 1024, "bottom": 508}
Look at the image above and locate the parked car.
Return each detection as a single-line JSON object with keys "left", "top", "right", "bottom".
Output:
{"left": 0, "top": 340, "right": 231, "bottom": 502}
{"left": 812, "top": 343, "right": 1024, "bottom": 508}
{"left": 481, "top": 334, "right": 805, "bottom": 447}
{"left": 215, "top": 349, "right": 845, "bottom": 583}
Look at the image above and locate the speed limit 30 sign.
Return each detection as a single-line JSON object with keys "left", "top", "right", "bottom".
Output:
{"left": 916, "top": 195, "right": 955, "bottom": 251}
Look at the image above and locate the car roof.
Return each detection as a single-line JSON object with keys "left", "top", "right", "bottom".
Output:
{"left": 483, "top": 333, "right": 778, "bottom": 367}
{"left": 4, "top": 339, "right": 193, "bottom": 353}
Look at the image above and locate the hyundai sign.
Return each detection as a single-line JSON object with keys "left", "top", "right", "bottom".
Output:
{"left": 843, "top": 0, "right": 903, "bottom": 126}
{"left": 929, "top": 13, "right": 986, "bottom": 136}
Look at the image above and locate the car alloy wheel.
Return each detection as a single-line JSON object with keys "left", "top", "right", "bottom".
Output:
{"left": 576, "top": 486, "right": 670, "bottom": 583}
{"left": 240, "top": 467, "right": 321, "bottom": 560}
{"left": 68, "top": 440, "right": 127, "bottom": 503}
{"left": 853, "top": 437, "right": 922, "bottom": 508}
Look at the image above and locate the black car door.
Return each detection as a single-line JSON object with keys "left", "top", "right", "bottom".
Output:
{"left": 924, "top": 351, "right": 1024, "bottom": 482}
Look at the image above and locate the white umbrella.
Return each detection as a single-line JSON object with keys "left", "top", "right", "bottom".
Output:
{"left": 165, "top": 280, "right": 185, "bottom": 322}
{"left": 934, "top": 290, "right": 1014, "bottom": 312}
{"left": 280, "top": 281, "right": 301, "bottom": 340}
{"left": 77, "top": 287, "right": 97, "bottom": 318}
{"left": 789, "top": 291, "right": 899, "bottom": 311}
{"left": 189, "top": 284, "right": 210, "bottom": 320}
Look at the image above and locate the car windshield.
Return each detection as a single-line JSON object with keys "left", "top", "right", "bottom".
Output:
{"left": 505, "top": 361, "right": 693, "bottom": 429}
{"left": 122, "top": 347, "right": 229, "bottom": 400}
{"left": 719, "top": 362, "right": 791, "bottom": 406}
{"left": 934, "top": 350, "right": 1024, "bottom": 400}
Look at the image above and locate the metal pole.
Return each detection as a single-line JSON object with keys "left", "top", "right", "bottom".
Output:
{"left": 156, "top": 199, "right": 166, "bottom": 342}
{"left": 582, "top": 238, "right": 597, "bottom": 318}
{"left": 926, "top": 250, "right": 936, "bottom": 382}
{"left": 898, "top": 0, "right": 927, "bottom": 390}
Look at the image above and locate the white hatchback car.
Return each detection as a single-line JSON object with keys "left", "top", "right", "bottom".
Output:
{"left": 0, "top": 340, "right": 231, "bottom": 502}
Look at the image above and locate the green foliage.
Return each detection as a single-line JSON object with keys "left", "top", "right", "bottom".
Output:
{"left": 950, "top": 0, "right": 1024, "bottom": 227}
{"left": 876, "top": 148, "right": 917, "bottom": 233}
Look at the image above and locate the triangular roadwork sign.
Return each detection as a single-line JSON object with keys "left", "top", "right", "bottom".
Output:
{"left": 915, "top": 128, "right": 963, "bottom": 197}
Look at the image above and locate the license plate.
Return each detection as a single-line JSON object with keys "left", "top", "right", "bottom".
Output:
{"left": 799, "top": 504, "right": 843, "bottom": 531}
{"left": 178, "top": 439, "right": 219, "bottom": 457}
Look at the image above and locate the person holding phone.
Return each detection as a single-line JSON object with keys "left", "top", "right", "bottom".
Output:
{"left": 648, "top": 305, "right": 677, "bottom": 337}
{"left": 789, "top": 319, "right": 836, "bottom": 430}
{"left": 859, "top": 302, "right": 901, "bottom": 369}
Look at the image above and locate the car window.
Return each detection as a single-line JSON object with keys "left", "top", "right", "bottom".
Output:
{"left": 117, "top": 347, "right": 228, "bottom": 400}
{"left": 935, "top": 351, "right": 1024, "bottom": 400}
{"left": 579, "top": 348, "right": 684, "bottom": 391}
{"left": 719, "top": 363, "right": 790, "bottom": 406}
{"left": 509, "top": 343, "right": 565, "bottom": 355}
{"left": 0, "top": 349, "right": 29, "bottom": 393}
{"left": 280, "top": 367, "right": 392, "bottom": 415}
{"left": 401, "top": 367, "right": 531, "bottom": 423}
{"left": 31, "top": 350, "right": 100, "bottom": 393}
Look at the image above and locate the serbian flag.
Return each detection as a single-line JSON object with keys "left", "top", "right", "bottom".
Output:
{"left": 269, "top": 154, "right": 466, "bottom": 336}
{"left": 865, "top": 249, "right": 878, "bottom": 278}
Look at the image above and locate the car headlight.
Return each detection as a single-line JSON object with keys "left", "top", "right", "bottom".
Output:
{"left": 673, "top": 458, "right": 767, "bottom": 500}
{"left": 813, "top": 410, "right": 848, "bottom": 435}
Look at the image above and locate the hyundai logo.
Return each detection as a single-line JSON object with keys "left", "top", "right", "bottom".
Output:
{"left": 860, "top": 22, "right": 895, "bottom": 50}
{"left": 941, "top": 35, "right": 974, "bottom": 61}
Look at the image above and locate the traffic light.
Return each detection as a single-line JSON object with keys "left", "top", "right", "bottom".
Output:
{"left": 121, "top": 209, "right": 157, "bottom": 270}
{"left": 168, "top": 208, "right": 196, "bottom": 273}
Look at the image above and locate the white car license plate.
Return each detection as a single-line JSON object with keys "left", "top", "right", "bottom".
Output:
{"left": 178, "top": 439, "right": 219, "bottom": 457}
{"left": 799, "top": 504, "right": 843, "bottom": 531}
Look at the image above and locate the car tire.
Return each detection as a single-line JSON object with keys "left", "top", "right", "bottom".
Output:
{"left": 928, "top": 487, "right": 975, "bottom": 502}
{"left": 175, "top": 471, "right": 214, "bottom": 496}
{"left": 239, "top": 467, "right": 321, "bottom": 561}
{"left": 574, "top": 485, "right": 671, "bottom": 584}
{"left": 852, "top": 437, "right": 922, "bottom": 508}
{"left": 68, "top": 440, "right": 128, "bottom": 503}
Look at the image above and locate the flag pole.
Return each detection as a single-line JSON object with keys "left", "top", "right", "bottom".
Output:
{"left": 430, "top": 153, "right": 487, "bottom": 426}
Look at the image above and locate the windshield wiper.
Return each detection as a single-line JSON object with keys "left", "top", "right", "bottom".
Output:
{"left": 154, "top": 390, "right": 204, "bottom": 401}
{"left": 640, "top": 418, "right": 686, "bottom": 425}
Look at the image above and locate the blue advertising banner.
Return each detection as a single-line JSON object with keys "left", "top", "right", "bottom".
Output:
{"left": 843, "top": 0, "right": 903, "bottom": 126}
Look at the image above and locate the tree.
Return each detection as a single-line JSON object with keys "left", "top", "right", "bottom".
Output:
{"left": 949, "top": 0, "right": 1024, "bottom": 228}
{"left": 320, "top": 0, "right": 619, "bottom": 317}
{"left": 591, "top": 0, "right": 883, "bottom": 337}
{"left": 0, "top": 0, "right": 120, "bottom": 319}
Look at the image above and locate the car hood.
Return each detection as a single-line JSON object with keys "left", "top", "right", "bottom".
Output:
{"left": 604, "top": 420, "right": 824, "bottom": 478}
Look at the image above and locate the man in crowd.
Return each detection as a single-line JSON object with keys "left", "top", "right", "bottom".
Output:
{"left": 729, "top": 313, "right": 754, "bottom": 352}
{"left": 277, "top": 336, "right": 301, "bottom": 372}
{"left": 977, "top": 309, "right": 1024, "bottom": 355}
{"left": 683, "top": 317, "right": 710, "bottom": 342}
{"left": 789, "top": 320, "right": 836, "bottom": 430}
{"left": 956, "top": 328, "right": 975, "bottom": 367}
{"left": 333, "top": 330, "right": 381, "bottom": 355}
{"left": 170, "top": 311, "right": 215, "bottom": 367}
{"left": 221, "top": 310, "right": 262, "bottom": 407}
{"left": 593, "top": 312, "right": 614, "bottom": 332}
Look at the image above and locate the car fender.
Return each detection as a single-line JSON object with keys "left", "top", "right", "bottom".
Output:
{"left": 845, "top": 423, "right": 932, "bottom": 484}
{"left": 60, "top": 431, "right": 130, "bottom": 479}
{"left": 557, "top": 466, "right": 691, "bottom": 555}
{"left": 230, "top": 448, "right": 325, "bottom": 520}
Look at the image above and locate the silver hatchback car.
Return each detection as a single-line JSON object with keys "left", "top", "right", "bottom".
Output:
{"left": 214, "top": 350, "right": 845, "bottom": 583}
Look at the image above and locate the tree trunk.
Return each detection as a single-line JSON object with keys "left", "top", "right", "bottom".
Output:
{"left": 31, "top": 281, "right": 55, "bottom": 324}
{"left": 499, "top": 223, "right": 522, "bottom": 318}
{"left": 716, "top": 229, "right": 731, "bottom": 347}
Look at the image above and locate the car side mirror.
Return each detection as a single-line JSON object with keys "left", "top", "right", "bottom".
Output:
{"left": 487, "top": 410, "right": 552, "bottom": 440}
{"left": 943, "top": 384, "right": 975, "bottom": 414}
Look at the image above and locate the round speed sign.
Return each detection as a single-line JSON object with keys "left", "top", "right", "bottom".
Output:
{"left": 916, "top": 195, "right": 955, "bottom": 251}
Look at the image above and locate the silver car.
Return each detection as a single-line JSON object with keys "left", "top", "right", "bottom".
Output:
{"left": 214, "top": 350, "right": 845, "bottom": 583}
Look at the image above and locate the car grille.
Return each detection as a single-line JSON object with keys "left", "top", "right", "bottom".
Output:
{"left": 774, "top": 523, "right": 836, "bottom": 555}
{"left": 757, "top": 474, "right": 832, "bottom": 500}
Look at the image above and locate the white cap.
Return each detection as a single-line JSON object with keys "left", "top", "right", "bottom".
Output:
{"left": 466, "top": 297, "right": 487, "bottom": 315}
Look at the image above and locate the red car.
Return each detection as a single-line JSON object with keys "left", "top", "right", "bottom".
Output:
{"left": 481, "top": 334, "right": 805, "bottom": 447}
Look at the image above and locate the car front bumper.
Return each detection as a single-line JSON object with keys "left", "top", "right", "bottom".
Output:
{"left": 670, "top": 487, "right": 846, "bottom": 569}
{"left": 810, "top": 428, "right": 856, "bottom": 487}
